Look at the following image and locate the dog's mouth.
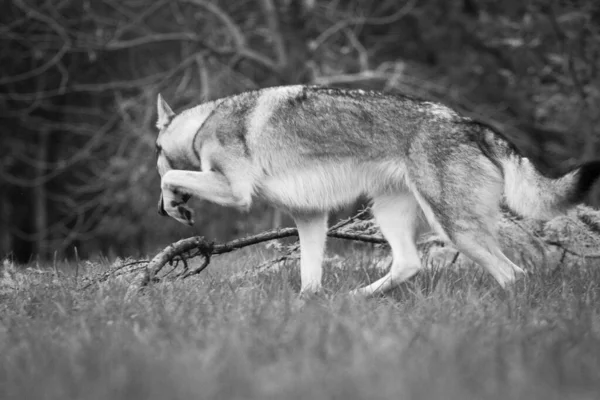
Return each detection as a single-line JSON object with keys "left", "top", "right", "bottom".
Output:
{"left": 157, "top": 194, "right": 167, "bottom": 216}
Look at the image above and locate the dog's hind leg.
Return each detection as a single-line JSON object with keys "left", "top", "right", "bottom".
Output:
{"left": 352, "top": 192, "right": 422, "bottom": 297}
{"left": 293, "top": 213, "right": 328, "bottom": 293}
{"left": 449, "top": 227, "right": 524, "bottom": 288}
{"left": 409, "top": 164, "right": 525, "bottom": 288}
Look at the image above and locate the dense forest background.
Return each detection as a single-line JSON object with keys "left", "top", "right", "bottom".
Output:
{"left": 1, "top": 0, "right": 599, "bottom": 262}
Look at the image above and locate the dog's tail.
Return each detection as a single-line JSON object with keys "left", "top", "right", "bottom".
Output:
{"left": 472, "top": 121, "right": 600, "bottom": 219}
{"left": 501, "top": 156, "right": 600, "bottom": 219}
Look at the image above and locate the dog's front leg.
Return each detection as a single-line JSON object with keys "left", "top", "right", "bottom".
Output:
{"left": 160, "top": 170, "right": 249, "bottom": 226}
{"left": 293, "top": 213, "right": 328, "bottom": 293}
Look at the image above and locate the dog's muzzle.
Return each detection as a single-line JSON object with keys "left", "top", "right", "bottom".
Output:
{"left": 157, "top": 193, "right": 167, "bottom": 216}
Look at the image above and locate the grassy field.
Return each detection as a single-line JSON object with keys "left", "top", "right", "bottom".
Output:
{"left": 1, "top": 245, "right": 600, "bottom": 400}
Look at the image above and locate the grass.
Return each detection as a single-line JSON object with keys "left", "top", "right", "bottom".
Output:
{"left": 1, "top": 245, "right": 600, "bottom": 400}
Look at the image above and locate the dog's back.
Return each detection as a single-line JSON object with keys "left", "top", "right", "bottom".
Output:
{"left": 191, "top": 86, "right": 596, "bottom": 219}
{"left": 195, "top": 87, "right": 492, "bottom": 211}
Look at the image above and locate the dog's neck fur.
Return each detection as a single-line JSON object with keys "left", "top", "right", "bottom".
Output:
{"left": 160, "top": 102, "right": 219, "bottom": 170}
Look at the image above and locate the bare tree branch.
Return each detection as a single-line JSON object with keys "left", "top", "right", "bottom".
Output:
{"left": 311, "top": 0, "right": 416, "bottom": 51}
{"left": 182, "top": 0, "right": 280, "bottom": 73}
{"left": 258, "top": 0, "right": 287, "bottom": 69}
{"left": 1, "top": 0, "right": 71, "bottom": 85}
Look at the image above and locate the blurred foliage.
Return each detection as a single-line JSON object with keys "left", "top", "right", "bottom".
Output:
{"left": 0, "top": 0, "right": 599, "bottom": 261}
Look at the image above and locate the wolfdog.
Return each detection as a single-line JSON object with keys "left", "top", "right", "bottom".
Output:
{"left": 154, "top": 85, "right": 600, "bottom": 296}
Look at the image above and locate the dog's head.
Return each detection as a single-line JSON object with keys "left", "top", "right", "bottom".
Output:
{"left": 154, "top": 94, "right": 217, "bottom": 218}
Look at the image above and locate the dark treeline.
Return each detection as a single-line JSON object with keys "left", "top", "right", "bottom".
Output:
{"left": 1, "top": 0, "right": 599, "bottom": 262}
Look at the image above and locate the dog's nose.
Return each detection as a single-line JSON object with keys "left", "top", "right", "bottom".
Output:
{"left": 157, "top": 194, "right": 167, "bottom": 216}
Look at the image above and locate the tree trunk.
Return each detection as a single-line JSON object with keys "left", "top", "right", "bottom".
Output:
{"left": 33, "top": 131, "right": 49, "bottom": 260}
{"left": 0, "top": 189, "right": 11, "bottom": 259}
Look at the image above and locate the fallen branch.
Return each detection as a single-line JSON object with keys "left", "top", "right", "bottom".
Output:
{"left": 138, "top": 210, "right": 382, "bottom": 287}
{"left": 141, "top": 228, "right": 297, "bottom": 286}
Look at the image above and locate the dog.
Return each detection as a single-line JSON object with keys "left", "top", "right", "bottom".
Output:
{"left": 154, "top": 85, "right": 600, "bottom": 296}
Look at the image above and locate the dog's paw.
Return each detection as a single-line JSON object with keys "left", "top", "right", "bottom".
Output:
{"left": 161, "top": 190, "right": 195, "bottom": 226}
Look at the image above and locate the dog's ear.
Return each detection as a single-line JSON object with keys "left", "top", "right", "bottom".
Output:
{"left": 156, "top": 94, "right": 175, "bottom": 130}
